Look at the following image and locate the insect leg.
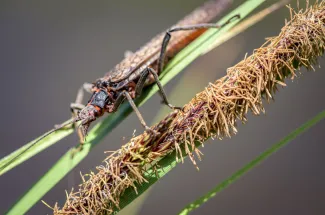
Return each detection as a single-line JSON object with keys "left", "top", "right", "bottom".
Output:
{"left": 70, "top": 82, "right": 93, "bottom": 112}
{"left": 136, "top": 67, "right": 182, "bottom": 110}
{"left": 113, "top": 90, "right": 159, "bottom": 135}
{"left": 158, "top": 14, "right": 240, "bottom": 73}
{"left": 70, "top": 103, "right": 85, "bottom": 111}
{"left": 69, "top": 82, "right": 93, "bottom": 152}
{"left": 54, "top": 86, "right": 84, "bottom": 130}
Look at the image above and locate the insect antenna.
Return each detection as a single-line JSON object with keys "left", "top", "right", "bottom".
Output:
{"left": 0, "top": 117, "right": 79, "bottom": 173}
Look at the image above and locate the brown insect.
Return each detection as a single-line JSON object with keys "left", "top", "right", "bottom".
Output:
{"left": 1, "top": 0, "right": 239, "bottom": 170}
{"left": 70, "top": 0, "right": 240, "bottom": 144}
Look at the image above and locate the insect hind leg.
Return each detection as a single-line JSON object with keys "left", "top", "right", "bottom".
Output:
{"left": 157, "top": 14, "right": 240, "bottom": 73}
{"left": 136, "top": 67, "right": 182, "bottom": 110}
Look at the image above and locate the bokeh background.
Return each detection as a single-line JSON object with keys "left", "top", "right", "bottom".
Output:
{"left": 1, "top": 0, "right": 325, "bottom": 214}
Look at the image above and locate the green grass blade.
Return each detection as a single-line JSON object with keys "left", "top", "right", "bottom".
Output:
{"left": 6, "top": 103, "right": 133, "bottom": 215}
{"left": 0, "top": 124, "right": 73, "bottom": 176}
{"left": 178, "top": 109, "right": 325, "bottom": 215}
{"left": 7, "top": 0, "right": 266, "bottom": 214}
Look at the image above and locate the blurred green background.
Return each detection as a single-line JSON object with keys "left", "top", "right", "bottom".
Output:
{"left": 0, "top": 0, "right": 324, "bottom": 214}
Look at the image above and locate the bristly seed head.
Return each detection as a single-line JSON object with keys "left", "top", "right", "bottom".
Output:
{"left": 53, "top": 2, "right": 325, "bottom": 214}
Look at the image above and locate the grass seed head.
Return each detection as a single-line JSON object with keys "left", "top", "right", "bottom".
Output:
{"left": 54, "top": 2, "right": 325, "bottom": 214}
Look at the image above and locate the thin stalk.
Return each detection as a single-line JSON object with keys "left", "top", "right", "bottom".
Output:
{"left": 179, "top": 109, "right": 325, "bottom": 214}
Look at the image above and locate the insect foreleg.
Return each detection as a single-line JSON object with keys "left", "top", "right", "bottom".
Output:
{"left": 69, "top": 82, "right": 94, "bottom": 151}
{"left": 70, "top": 83, "right": 93, "bottom": 112}
{"left": 70, "top": 103, "right": 85, "bottom": 111}
{"left": 158, "top": 14, "right": 240, "bottom": 73}
{"left": 136, "top": 67, "right": 182, "bottom": 110}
